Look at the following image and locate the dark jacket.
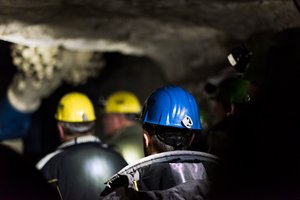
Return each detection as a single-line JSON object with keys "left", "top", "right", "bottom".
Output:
{"left": 100, "top": 150, "right": 219, "bottom": 200}
{"left": 36, "top": 135, "right": 127, "bottom": 200}
{"left": 0, "top": 144, "right": 60, "bottom": 200}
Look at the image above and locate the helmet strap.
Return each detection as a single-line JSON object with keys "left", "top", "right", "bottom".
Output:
{"left": 143, "top": 123, "right": 193, "bottom": 149}
{"left": 156, "top": 133, "right": 187, "bottom": 149}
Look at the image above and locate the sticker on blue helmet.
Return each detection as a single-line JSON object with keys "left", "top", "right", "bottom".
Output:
{"left": 182, "top": 115, "right": 193, "bottom": 129}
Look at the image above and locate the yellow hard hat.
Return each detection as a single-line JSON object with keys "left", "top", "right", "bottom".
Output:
{"left": 105, "top": 91, "right": 141, "bottom": 114}
{"left": 56, "top": 92, "right": 96, "bottom": 122}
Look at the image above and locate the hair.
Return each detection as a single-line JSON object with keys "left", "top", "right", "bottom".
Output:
{"left": 143, "top": 123, "right": 194, "bottom": 152}
{"left": 59, "top": 121, "right": 95, "bottom": 136}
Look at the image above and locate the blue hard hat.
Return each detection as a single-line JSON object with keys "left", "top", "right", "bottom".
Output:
{"left": 141, "top": 85, "right": 202, "bottom": 130}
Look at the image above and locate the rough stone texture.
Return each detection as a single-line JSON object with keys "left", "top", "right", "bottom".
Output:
{"left": 0, "top": 0, "right": 299, "bottom": 81}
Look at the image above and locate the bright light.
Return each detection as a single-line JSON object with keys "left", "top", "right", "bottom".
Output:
{"left": 84, "top": 157, "right": 112, "bottom": 183}
{"left": 121, "top": 145, "right": 142, "bottom": 164}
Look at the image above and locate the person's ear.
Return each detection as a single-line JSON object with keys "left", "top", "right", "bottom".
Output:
{"left": 57, "top": 123, "right": 65, "bottom": 141}
{"left": 226, "top": 104, "right": 235, "bottom": 117}
{"left": 189, "top": 132, "right": 196, "bottom": 146}
{"left": 143, "top": 131, "right": 151, "bottom": 148}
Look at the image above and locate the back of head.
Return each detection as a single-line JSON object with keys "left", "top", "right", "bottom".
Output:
{"left": 141, "top": 85, "right": 202, "bottom": 151}
{"left": 212, "top": 76, "right": 250, "bottom": 104}
{"left": 56, "top": 92, "right": 96, "bottom": 134}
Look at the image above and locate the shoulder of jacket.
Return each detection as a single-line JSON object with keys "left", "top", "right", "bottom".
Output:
{"left": 35, "top": 149, "right": 63, "bottom": 170}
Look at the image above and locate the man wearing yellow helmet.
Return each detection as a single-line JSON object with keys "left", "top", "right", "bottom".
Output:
{"left": 36, "top": 92, "right": 127, "bottom": 200}
{"left": 100, "top": 91, "right": 144, "bottom": 164}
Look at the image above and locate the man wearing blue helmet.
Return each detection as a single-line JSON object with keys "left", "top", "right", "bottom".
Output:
{"left": 100, "top": 85, "right": 218, "bottom": 200}
{"left": 141, "top": 85, "right": 202, "bottom": 155}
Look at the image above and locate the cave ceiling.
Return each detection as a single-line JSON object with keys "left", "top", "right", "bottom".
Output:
{"left": 0, "top": 0, "right": 299, "bottom": 82}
